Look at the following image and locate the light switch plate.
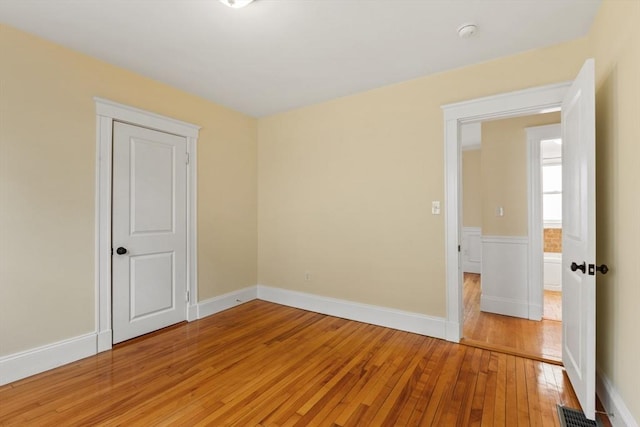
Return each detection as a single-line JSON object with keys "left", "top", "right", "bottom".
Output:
{"left": 432, "top": 201, "right": 441, "bottom": 215}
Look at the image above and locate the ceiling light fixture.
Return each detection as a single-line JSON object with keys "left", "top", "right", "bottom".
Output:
{"left": 219, "top": 0, "right": 254, "bottom": 8}
{"left": 457, "top": 23, "right": 478, "bottom": 39}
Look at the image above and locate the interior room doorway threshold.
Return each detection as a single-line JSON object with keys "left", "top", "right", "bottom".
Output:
{"left": 460, "top": 338, "right": 563, "bottom": 366}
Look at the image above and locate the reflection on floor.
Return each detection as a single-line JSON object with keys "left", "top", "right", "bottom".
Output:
{"left": 543, "top": 289, "right": 562, "bottom": 321}
{"left": 462, "top": 273, "right": 562, "bottom": 364}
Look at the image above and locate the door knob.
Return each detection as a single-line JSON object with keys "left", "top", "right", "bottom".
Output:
{"left": 588, "top": 263, "right": 609, "bottom": 275}
{"left": 116, "top": 247, "right": 128, "bottom": 255}
{"left": 570, "top": 261, "right": 586, "bottom": 274}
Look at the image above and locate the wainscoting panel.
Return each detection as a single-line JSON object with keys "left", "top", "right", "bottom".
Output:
{"left": 462, "top": 227, "right": 482, "bottom": 274}
{"left": 480, "top": 235, "right": 529, "bottom": 318}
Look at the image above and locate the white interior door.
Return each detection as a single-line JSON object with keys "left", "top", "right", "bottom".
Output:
{"left": 112, "top": 121, "right": 188, "bottom": 344}
{"left": 561, "top": 59, "right": 596, "bottom": 420}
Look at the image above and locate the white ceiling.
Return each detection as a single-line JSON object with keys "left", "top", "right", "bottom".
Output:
{"left": 0, "top": 0, "right": 601, "bottom": 117}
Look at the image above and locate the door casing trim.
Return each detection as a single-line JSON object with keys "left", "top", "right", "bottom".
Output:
{"left": 440, "top": 82, "right": 571, "bottom": 342}
{"left": 94, "top": 98, "right": 200, "bottom": 352}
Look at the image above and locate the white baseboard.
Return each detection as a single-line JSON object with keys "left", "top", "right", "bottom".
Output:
{"left": 187, "top": 303, "right": 198, "bottom": 322}
{"left": 197, "top": 286, "right": 258, "bottom": 319}
{"left": 0, "top": 284, "right": 260, "bottom": 386}
{"left": 597, "top": 367, "right": 639, "bottom": 427}
{"left": 445, "top": 321, "right": 461, "bottom": 342}
{"left": 0, "top": 333, "right": 97, "bottom": 386}
{"left": 97, "top": 330, "right": 112, "bottom": 353}
{"left": 257, "top": 285, "right": 446, "bottom": 339}
{"left": 480, "top": 295, "right": 529, "bottom": 319}
{"left": 1, "top": 285, "right": 447, "bottom": 386}
{"left": 528, "top": 304, "right": 542, "bottom": 321}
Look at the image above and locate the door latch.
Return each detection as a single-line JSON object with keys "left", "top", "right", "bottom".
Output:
{"left": 588, "top": 263, "right": 609, "bottom": 275}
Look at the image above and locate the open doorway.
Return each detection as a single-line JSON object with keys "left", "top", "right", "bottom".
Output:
{"left": 528, "top": 124, "right": 563, "bottom": 325}
{"left": 541, "top": 139, "right": 563, "bottom": 321}
{"left": 459, "top": 113, "right": 563, "bottom": 363}
{"left": 444, "top": 61, "right": 597, "bottom": 418}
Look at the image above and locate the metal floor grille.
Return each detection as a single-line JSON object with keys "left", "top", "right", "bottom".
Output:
{"left": 557, "top": 405, "right": 602, "bottom": 427}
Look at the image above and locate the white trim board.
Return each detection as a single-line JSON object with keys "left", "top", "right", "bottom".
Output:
{"left": 257, "top": 285, "right": 447, "bottom": 339}
{"left": 197, "top": 286, "right": 258, "bottom": 319}
{"left": 597, "top": 368, "right": 639, "bottom": 427}
{"left": 441, "top": 81, "right": 571, "bottom": 341}
{"left": 0, "top": 333, "right": 96, "bottom": 386}
{"left": 94, "top": 98, "right": 201, "bottom": 352}
{"left": 193, "top": 285, "right": 448, "bottom": 339}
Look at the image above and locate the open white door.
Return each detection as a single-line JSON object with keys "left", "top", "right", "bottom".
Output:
{"left": 561, "top": 59, "right": 597, "bottom": 420}
{"left": 112, "top": 121, "right": 188, "bottom": 344}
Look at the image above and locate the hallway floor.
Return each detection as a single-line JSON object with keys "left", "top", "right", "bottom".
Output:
{"left": 462, "top": 273, "right": 562, "bottom": 364}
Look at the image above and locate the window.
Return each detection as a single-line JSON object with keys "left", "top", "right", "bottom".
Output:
{"left": 542, "top": 163, "right": 562, "bottom": 224}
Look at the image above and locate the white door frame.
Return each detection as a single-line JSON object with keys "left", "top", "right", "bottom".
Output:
{"left": 526, "top": 123, "right": 562, "bottom": 321}
{"left": 94, "top": 98, "right": 200, "bottom": 352}
{"left": 441, "top": 82, "right": 571, "bottom": 342}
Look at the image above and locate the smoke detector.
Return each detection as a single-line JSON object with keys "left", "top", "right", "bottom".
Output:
{"left": 457, "top": 24, "right": 478, "bottom": 39}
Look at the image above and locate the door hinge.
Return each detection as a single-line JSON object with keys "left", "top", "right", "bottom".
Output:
{"left": 458, "top": 245, "right": 461, "bottom": 252}
{"left": 185, "top": 152, "right": 190, "bottom": 165}
{"left": 186, "top": 290, "right": 190, "bottom": 302}
{"left": 111, "top": 247, "right": 113, "bottom": 255}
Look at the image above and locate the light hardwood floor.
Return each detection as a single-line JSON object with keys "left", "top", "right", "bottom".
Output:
{"left": 462, "top": 273, "right": 562, "bottom": 364}
{"left": 0, "top": 300, "right": 583, "bottom": 426}
{"left": 543, "top": 290, "right": 562, "bottom": 322}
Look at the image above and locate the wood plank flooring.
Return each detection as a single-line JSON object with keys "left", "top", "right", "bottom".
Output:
{"left": 462, "top": 273, "right": 562, "bottom": 364}
{"left": 543, "top": 291, "right": 562, "bottom": 322}
{"left": 0, "top": 300, "right": 582, "bottom": 426}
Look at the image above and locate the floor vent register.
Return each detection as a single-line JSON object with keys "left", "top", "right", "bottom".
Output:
{"left": 557, "top": 405, "right": 602, "bottom": 427}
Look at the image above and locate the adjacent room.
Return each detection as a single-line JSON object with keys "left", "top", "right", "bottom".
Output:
{"left": 1, "top": 0, "right": 638, "bottom": 425}
{"left": 460, "top": 113, "right": 564, "bottom": 364}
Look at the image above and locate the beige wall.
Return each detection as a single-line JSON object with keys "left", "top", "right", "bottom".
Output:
{"left": 480, "top": 113, "right": 560, "bottom": 236}
{"left": 0, "top": 25, "right": 258, "bottom": 356}
{"left": 4, "top": 4, "right": 638, "bottom": 420}
{"left": 462, "top": 149, "right": 482, "bottom": 228}
{"left": 590, "top": 0, "right": 640, "bottom": 421}
{"left": 258, "top": 39, "right": 588, "bottom": 316}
